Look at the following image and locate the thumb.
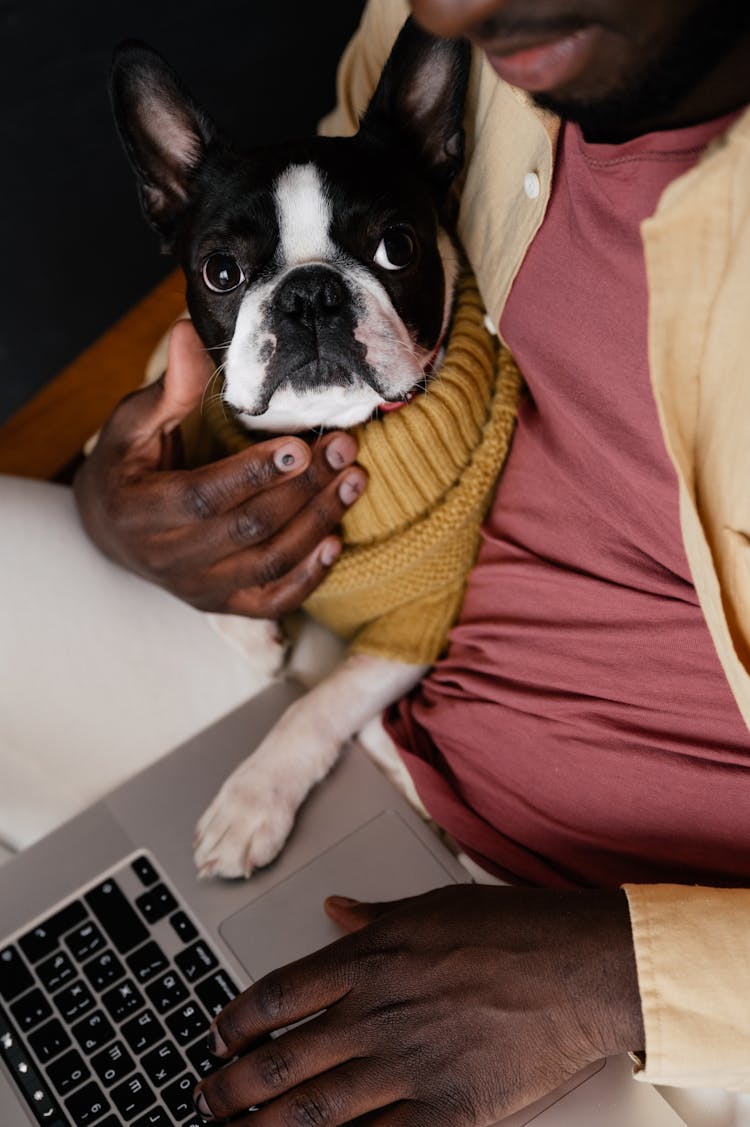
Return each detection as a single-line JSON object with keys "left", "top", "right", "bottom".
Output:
{"left": 324, "top": 896, "right": 394, "bottom": 934}
{"left": 159, "top": 318, "right": 215, "bottom": 434}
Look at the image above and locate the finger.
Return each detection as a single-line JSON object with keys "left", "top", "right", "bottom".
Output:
{"left": 144, "top": 427, "right": 357, "bottom": 533}
{"left": 351, "top": 1102, "right": 427, "bottom": 1126}
{"left": 107, "top": 320, "right": 215, "bottom": 458}
{"left": 208, "top": 465, "right": 366, "bottom": 588}
{"left": 325, "top": 897, "right": 385, "bottom": 934}
{"left": 203, "top": 1060, "right": 400, "bottom": 1127}
{"left": 209, "top": 941, "right": 361, "bottom": 1057}
{"left": 173, "top": 427, "right": 359, "bottom": 522}
{"left": 160, "top": 452, "right": 363, "bottom": 576}
{"left": 325, "top": 896, "right": 420, "bottom": 935}
{"left": 224, "top": 536, "right": 342, "bottom": 618}
{"left": 195, "top": 1010, "right": 383, "bottom": 1121}
{"left": 161, "top": 319, "right": 217, "bottom": 433}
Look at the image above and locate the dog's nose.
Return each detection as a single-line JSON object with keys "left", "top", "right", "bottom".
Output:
{"left": 274, "top": 266, "right": 347, "bottom": 327}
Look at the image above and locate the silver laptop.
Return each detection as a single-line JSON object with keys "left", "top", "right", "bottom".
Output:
{"left": 0, "top": 679, "right": 683, "bottom": 1127}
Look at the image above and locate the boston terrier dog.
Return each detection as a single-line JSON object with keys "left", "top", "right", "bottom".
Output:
{"left": 111, "top": 19, "right": 472, "bottom": 878}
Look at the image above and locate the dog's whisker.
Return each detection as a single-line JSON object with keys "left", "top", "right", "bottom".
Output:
{"left": 200, "top": 367, "right": 227, "bottom": 417}
{"left": 365, "top": 328, "right": 432, "bottom": 362}
{"left": 196, "top": 337, "right": 234, "bottom": 355}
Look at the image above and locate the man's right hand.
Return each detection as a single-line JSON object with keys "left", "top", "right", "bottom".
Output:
{"left": 73, "top": 319, "right": 366, "bottom": 618}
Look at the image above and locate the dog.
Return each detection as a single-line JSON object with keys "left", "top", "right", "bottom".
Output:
{"left": 111, "top": 19, "right": 517, "bottom": 879}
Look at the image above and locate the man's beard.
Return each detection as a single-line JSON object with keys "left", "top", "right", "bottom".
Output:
{"left": 534, "top": 1, "right": 750, "bottom": 140}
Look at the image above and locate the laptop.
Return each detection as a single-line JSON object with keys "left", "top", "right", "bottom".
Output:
{"left": 0, "top": 678, "right": 684, "bottom": 1127}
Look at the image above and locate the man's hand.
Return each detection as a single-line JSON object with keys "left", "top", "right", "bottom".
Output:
{"left": 193, "top": 886, "right": 644, "bottom": 1126}
{"left": 73, "top": 320, "right": 366, "bottom": 617}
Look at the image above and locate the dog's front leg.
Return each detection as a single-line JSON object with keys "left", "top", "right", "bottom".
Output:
{"left": 193, "top": 654, "right": 428, "bottom": 879}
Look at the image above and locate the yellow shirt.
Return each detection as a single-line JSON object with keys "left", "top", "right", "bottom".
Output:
{"left": 320, "top": 0, "right": 750, "bottom": 1091}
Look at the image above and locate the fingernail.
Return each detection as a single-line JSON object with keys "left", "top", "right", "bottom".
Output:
{"left": 194, "top": 1088, "right": 213, "bottom": 1120}
{"left": 274, "top": 444, "right": 303, "bottom": 472}
{"left": 326, "top": 435, "right": 357, "bottom": 469}
{"left": 327, "top": 895, "right": 359, "bottom": 908}
{"left": 319, "top": 539, "right": 341, "bottom": 568}
{"left": 209, "top": 1024, "right": 228, "bottom": 1057}
{"left": 339, "top": 471, "right": 365, "bottom": 506}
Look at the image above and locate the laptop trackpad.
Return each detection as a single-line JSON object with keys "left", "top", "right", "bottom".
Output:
{"left": 220, "top": 810, "right": 459, "bottom": 981}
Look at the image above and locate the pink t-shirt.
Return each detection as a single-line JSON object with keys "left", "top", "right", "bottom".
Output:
{"left": 387, "top": 111, "right": 750, "bottom": 889}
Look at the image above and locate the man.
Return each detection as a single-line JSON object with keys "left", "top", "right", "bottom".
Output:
{"left": 36, "top": 0, "right": 750, "bottom": 1122}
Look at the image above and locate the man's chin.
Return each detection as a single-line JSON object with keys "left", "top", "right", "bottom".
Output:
{"left": 531, "top": 88, "right": 640, "bottom": 141}
{"left": 531, "top": 1, "right": 750, "bottom": 143}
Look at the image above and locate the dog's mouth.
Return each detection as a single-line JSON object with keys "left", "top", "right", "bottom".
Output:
{"left": 238, "top": 351, "right": 388, "bottom": 419}
{"left": 227, "top": 335, "right": 441, "bottom": 428}
{"left": 377, "top": 339, "right": 443, "bottom": 414}
{"left": 379, "top": 396, "right": 412, "bottom": 414}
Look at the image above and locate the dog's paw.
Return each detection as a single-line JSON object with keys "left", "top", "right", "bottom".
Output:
{"left": 193, "top": 758, "right": 299, "bottom": 880}
{"left": 204, "top": 614, "right": 286, "bottom": 682}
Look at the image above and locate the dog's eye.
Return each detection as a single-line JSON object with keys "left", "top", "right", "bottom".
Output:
{"left": 202, "top": 252, "right": 245, "bottom": 293}
{"left": 374, "top": 227, "right": 415, "bottom": 272}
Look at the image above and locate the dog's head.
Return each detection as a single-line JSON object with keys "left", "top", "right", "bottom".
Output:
{"left": 111, "top": 20, "right": 470, "bottom": 432}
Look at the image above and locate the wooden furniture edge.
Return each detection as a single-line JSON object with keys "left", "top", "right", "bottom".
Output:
{"left": 0, "top": 267, "right": 186, "bottom": 481}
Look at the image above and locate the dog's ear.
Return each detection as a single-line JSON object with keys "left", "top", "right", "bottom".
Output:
{"left": 358, "top": 18, "right": 471, "bottom": 200}
{"left": 110, "top": 41, "right": 217, "bottom": 251}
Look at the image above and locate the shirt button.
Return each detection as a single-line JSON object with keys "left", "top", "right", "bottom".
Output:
{"left": 524, "top": 171, "right": 541, "bottom": 199}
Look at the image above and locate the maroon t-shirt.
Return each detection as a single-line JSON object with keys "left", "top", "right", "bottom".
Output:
{"left": 387, "top": 112, "right": 750, "bottom": 889}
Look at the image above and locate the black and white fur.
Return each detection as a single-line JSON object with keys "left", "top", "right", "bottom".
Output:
{"left": 111, "top": 20, "right": 471, "bottom": 878}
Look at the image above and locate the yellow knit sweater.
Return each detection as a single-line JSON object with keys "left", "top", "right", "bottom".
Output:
{"left": 195, "top": 269, "right": 522, "bottom": 665}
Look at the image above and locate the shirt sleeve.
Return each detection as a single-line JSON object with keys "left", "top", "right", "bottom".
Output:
{"left": 317, "top": 0, "right": 410, "bottom": 138}
{"left": 624, "top": 883, "right": 750, "bottom": 1091}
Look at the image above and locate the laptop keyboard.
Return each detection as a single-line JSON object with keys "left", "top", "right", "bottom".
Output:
{"left": 0, "top": 853, "right": 241, "bottom": 1126}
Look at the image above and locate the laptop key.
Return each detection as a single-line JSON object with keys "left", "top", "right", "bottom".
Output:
{"left": 47, "top": 1046, "right": 91, "bottom": 1095}
{"left": 72, "top": 1010, "right": 116, "bottom": 1054}
{"left": 136, "top": 884, "right": 178, "bottom": 925}
{"left": 37, "top": 950, "right": 76, "bottom": 993}
{"left": 64, "top": 1078, "right": 110, "bottom": 1124}
{"left": 54, "top": 978, "right": 96, "bottom": 1022}
{"left": 83, "top": 949, "right": 126, "bottom": 991}
{"left": 195, "top": 970, "right": 239, "bottom": 1018}
{"left": 145, "top": 970, "right": 189, "bottom": 1014}
{"left": 101, "top": 978, "right": 145, "bottom": 1022}
{"left": 185, "top": 1037, "right": 224, "bottom": 1078}
{"left": 66, "top": 920, "right": 106, "bottom": 962}
{"left": 19, "top": 900, "right": 88, "bottom": 964}
{"left": 175, "top": 940, "right": 218, "bottom": 984}
{"left": 11, "top": 986, "right": 53, "bottom": 1031}
{"left": 131, "top": 856, "right": 160, "bottom": 888}
{"left": 91, "top": 1039, "right": 136, "bottom": 1087}
{"left": 166, "top": 1001, "right": 210, "bottom": 1046}
{"left": 0, "top": 944, "right": 34, "bottom": 1001}
{"left": 133, "top": 1108, "right": 172, "bottom": 1127}
{"left": 169, "top": 911, "right": 198, "bottom": 944}
{"left": 127, "top": 940, "right": 170, "bottom": 984}
{"left": 122, "top": 1008, "right": 165, "bottom": 1054}
{"left": 161, "top": 1071, "right": 197, "bottom": 1120}
{"left": 28, "top": 1016, "right": 71, "bottom": 1063}
{"left": 111, "top": 1071, "right": 156, "bottom": 1120}
{"left": 86, "top": 879, "right": 150, "bottom": 955}
{"left": 142, "top": 1039, "right": 185, "bottom": 1087}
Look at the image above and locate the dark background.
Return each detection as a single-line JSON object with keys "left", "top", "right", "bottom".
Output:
{"left": 0, "top": 0, "right": 366, "bottom": 424}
